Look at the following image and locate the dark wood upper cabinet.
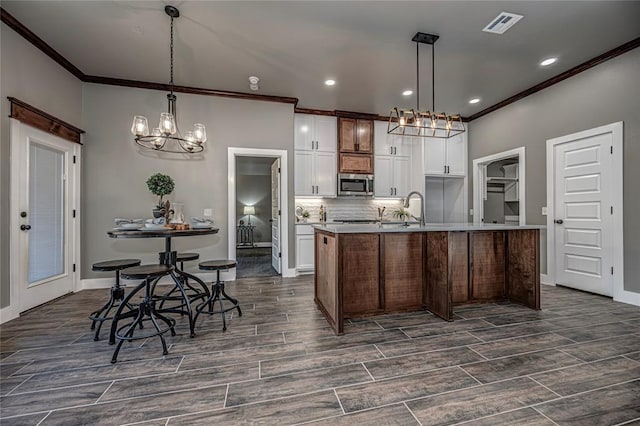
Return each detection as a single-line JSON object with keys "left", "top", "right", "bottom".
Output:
{"left": 338, "top": 118, "right": 373, "bottom": 173}
{"left": 338, "top": 118, "right": 373, "bottom": 153}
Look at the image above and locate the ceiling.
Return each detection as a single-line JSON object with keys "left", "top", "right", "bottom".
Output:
{"left": 3, "top": 1, "right": 640, "bottom": 117}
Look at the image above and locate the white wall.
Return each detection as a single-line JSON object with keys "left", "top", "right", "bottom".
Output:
{"left": 0, "top": 23, "right": 83, "bottom": 309}
{"left": 81, "top": 83, "right": 294, "bottom": 278}
{"left": 469, "top": 48, "right": 640, "bottom": 293}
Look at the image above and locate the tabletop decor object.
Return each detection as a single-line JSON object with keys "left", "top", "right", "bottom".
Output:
{"left": 147, "top": 173, "right": 174, "bottom": 218}
{"left": 392, "top": 207, "right": 411, "bottom": 225}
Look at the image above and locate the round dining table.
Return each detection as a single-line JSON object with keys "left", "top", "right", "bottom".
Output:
{"left": 107, "top": 227, "right": 219, "bottom": 339}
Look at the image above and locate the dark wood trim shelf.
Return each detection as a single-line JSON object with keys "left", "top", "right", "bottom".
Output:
{"left": 8, "top": 97, "right": 85, "bottom": 144}
{"left": 3, "top": 6, "right": 638, "bottom": 121}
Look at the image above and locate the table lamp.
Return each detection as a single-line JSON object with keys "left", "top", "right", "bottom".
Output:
{"left": 243, "top": 205, "right": 255, "bottom": 225}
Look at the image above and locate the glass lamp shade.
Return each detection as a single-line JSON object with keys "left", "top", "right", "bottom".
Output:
{"left": 131, "top": 116, "right": 149, "bottom": 136}
{"left": 193, "top": 123, "right": 207, "bottom": 143}
{"left": 243, "top": 206, "right": 256, "bottom": 215}
{"left": 151, "top": 128, "right": 163, "bottom": 148}
{"left": 160, "top": 113, "right": 177, "bottom": 135}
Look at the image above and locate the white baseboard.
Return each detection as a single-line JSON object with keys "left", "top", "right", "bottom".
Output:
{"left": 296, "top": 269, "right": 314, "bottom": 276}
{"left": 541, "top": 274, "right": 554, "bottom": 286}
{"left": 0, "top": 305, "right": 19, "bottom": 325}
{"left": 614, "top": 289, "right": 640, "bottom": 307}
{"left": 282, "top": 267, "right": 297, "bottom": 278}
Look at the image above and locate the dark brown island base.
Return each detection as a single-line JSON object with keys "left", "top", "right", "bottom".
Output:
{"left": 314, "top": 223, "right": 542, "bottom": 335}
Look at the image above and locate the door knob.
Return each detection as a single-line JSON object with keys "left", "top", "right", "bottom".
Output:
{"left": 20, "top": 224, "right": 32, "bottom": 231}
{"left": 554, "top": 219, "right": 563, "bottom": 224}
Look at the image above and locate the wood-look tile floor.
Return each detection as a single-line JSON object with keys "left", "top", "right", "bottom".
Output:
{"left": 1, "top": 277, "right": 639, "bottom": 425}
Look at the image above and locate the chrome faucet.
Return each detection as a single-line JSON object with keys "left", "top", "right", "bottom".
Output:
{"left": 404, "top": 191, "right": 425, "bottom": 226}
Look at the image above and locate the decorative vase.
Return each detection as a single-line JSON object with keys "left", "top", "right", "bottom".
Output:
{"left": 152, "top": 207, "right": 165, "bottom": 218}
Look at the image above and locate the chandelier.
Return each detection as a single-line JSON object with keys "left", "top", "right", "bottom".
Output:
{"left": 131, "top": 6, "right": 206, "bottom": 153}
{"left": 388, "top": 32, "right": 465, "bottom": 139}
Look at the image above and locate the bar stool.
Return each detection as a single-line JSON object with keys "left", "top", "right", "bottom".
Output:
{"left": 156, "top": 252, "right": 208, "bottom": 310}
{"left": 89, "top": 259, "right": 141, "bottom": 341}
{"left": 195, "top": 260, "right": 242, "bottom": 331}
{"left": 109, "top": 264, "right": 176, "bottom": 363}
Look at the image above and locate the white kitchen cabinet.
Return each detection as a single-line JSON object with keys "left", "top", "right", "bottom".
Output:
{"left": 295, "top": 150, "right": 336, "bottom": 196}
{"left": 296, "top": 225, "right": 315, "bottom": 272}
{"left": 295, "top": 114, "right": 337, "bottom": 197}
{"left": 374, "top": 122, "right": 411, "bottom": 157}
{"left": 374, "top": 122, "right": 411, "bottom": 198}
{"left": 295, "top": 114, "right": 336, "bottom": 152}
{"left": 423, "top": 132, "right": 467, "bottom": 177}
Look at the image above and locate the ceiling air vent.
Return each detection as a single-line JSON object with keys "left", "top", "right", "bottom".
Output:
{"left": 483, "top": 12, "right": 523, "bottom": 34}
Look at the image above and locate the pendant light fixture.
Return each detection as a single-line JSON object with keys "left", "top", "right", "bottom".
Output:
{"left": 388, "top": 32, "right": 465, "bottom": 139}
{"left": 131, "top": 5, "right": 206, "bottom": 153}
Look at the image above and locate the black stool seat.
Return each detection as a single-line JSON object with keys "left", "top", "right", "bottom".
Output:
{"left": 92, "top": 259, "right": 141, "bottom": 271}
{"left": 199, "top": 260, "right": 237, "bottom": 271}
{"left": 121, "top": 264, "right": 174, "bottom": 280}
{"left": 195, "top": 260, "right": 240, "bottom": 331}
{"left": 177, "top": 252, "right": 200, "bottom": 262}
{"left": 89, "top": 258, "right": 142, "bottom": 341}
{"left": 110, "top": 264, "right": 176, "bottom": 363}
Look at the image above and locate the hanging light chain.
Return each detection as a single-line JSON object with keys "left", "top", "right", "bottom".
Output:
{"left": 169, "top": 14, "right": 174, "bottom": 95}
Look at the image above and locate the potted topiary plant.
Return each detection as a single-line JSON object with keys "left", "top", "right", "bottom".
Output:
{"left": 146, "top": 173, "right": 175, "bottom": 218}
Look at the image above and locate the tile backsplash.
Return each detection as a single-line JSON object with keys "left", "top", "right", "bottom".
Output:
{"left": 295, "top": 198, "right": 403, "bottom": 222}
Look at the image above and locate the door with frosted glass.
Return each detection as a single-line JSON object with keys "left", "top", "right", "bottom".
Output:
{"left": 271, "top": 158, "right": 281, "bottom": 273}
{"left": 12, "top": 121, "right": 77, "bottom": 312}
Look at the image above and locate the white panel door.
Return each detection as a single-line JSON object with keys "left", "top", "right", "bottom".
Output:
{"left": 446, "top": 133, "right": 467, "bottom": 176}
{"left": 12, "top": 122, "right": 78, "bottom": 312}
{"left": 314, "top": 116, "right": 337, "bottom": 152}
{"left": 554, "top": 132, "right": 613, "bottom": 295}
{"left": 393, "top": 156, "right": 411, "bottom": 197}
{"left": 374, "top": 156, "right": 393, "bottom": 197}
{"left": 271, "top": 159, "right": 281, "bottom": 273}
{"left": 294, "top": 115, "right": 314, "bottom": 151}
{"left": 314, "top": 152, "right": 337, "bottom": 196}
{"left": 424, "top": 137, "right": 446, "bottom": 175}
{"left": 294, "top": 151, "right": 314, "bottom": 195}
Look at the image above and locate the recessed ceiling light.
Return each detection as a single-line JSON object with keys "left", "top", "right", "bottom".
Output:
{"left": 540, "top": 57, "right": 557, "bottom": 66}
{"left": 469, "top": 98, "right": 481, "bottom": 104}
{"left": 402, "top": 90, "right": 413, "bottom": 96}
{"left": 324, "top": 79, "right": 336, "bottom": 86}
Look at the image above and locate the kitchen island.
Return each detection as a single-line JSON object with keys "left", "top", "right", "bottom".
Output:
{"left": 314, "top": 223, "right": 542, "bottom": 334}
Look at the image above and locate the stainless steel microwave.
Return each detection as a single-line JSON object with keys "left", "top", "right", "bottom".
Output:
{"left": 338, "top": 174, "right": 374, "bottom": 196}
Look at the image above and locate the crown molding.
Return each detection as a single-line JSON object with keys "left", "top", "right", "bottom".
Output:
{"left": 1, "top": 7, "right": 85, "bottom": 80}
{"left": 83, "top": 75, "right": 298, "bottom": 105}
{"left": 3, "top": 7, "right": 638, "bottom": 122}
{"left": 468, "top": 36, "right": 640, "bottom": 121}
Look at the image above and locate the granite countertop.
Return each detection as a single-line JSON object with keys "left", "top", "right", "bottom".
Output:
{"left": 313, "top": 222, "right": 545, "bottom": 234}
